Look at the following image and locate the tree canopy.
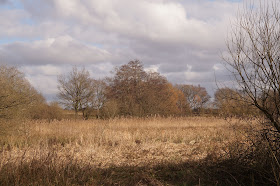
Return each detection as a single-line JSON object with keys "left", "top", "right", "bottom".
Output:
{"left": 0, "top": 65, "right": 42, "bottom": 118}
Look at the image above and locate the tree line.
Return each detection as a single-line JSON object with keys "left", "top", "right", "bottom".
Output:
{"left": 0, "top": 61, "right": 260, "bottom": 120}
{"left": 57, "top": 60, "right": 256, "bottom": 119}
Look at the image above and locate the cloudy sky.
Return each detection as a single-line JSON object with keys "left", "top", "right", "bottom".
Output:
{"left": 0, "top": 0, "right": 242, "bottom": 101}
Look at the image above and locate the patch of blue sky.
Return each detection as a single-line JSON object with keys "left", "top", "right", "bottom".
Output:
{"left": 207, "top": 0, "right": 242, "bottom": 2}
{"left": 86, "top": 42, "right": 104, "bottom": 49}
{"left": 20, "top": 17, "right": 36, "bottom": 26}
{"left": 0, "top": 37, "right": 41, "bottom": 45}
{"left": 228, "top": 0, "right": 242, "bottom": 2}
{"left": 0, "top": 0, "right": 23, "bottom": 10}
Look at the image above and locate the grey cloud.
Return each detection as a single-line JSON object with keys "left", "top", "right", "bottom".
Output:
{"left": 164, "top": 72, "right": 189, "bottom": 84}
{"left": 0, "top": 36, "right": 112, "bottom": 65}
{"left": 0, "top": 0, "right": 241, "bottom": 101}
{"left": 163, "top": 71, "right": 218, "bottom": 96}
{"left": 22, "top": 63, "right": 114, "bottom": 101}
{"left": 19, "top": 0, "right": 229, "bottom": 48}
{"left": 128, "top": 39, "right": 222, "bottom": 74}
{"left": 158, "top": 63, "right": 188, "bottom": 73}
{"left": 0, "top": 0, "right": 9, "bottom": 4}
{"left": 20, "top": 0, "right": 56, "bottom": 21}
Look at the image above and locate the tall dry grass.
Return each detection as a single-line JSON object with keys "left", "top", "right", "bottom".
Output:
{"left": 1, "top": 117, "right": 244, "bottom": 166}
{"left": 0, "top": 117, "right": 275, "bottom": 185}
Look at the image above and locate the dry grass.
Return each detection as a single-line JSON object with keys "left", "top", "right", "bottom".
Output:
{"left": 0, "top": 117, "right": 272, "bottom": 185}
{"left": 0, "top": 117, "right": 246, "bottom": 166}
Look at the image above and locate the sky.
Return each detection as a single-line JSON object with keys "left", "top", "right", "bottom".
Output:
{"left": 0, "top": 0, "right": 243, "bottom": 101}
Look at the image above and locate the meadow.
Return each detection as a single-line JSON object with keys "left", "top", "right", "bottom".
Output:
{"left": 0, "top": 117, "right": 276, "bottom": 185}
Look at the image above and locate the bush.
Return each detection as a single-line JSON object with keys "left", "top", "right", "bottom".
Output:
{"left": 220, "top": 121, "right": 280, "bottom": 185}
{"left": 29, "top": 102, "right": 63, "bottom": 121}
{"left": 0, "top": 65, "right": 43, "bottom": 119}
{"left": 100, "top": 99, "right": 119, "bottom": 118}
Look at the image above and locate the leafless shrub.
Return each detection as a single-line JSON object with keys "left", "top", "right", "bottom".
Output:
{"left": 224, "top": 0, "right": 280, "bottom": 133}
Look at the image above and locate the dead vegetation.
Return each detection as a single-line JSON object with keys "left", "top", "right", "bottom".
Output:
{"left": 1, "top": 117, "right": 278, "bottom": 185}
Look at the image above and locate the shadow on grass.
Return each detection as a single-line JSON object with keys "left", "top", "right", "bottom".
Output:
{"left": 0, "top": 153, "right": 276, "bottom": 186}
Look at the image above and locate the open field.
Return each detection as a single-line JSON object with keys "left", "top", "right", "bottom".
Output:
{"left": 0, "top": 117, "right": 274, "bottom": 185}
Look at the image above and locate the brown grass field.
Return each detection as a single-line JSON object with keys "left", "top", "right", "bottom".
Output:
{"left": 0, "top": 117, "right": 275, "bottom": 185}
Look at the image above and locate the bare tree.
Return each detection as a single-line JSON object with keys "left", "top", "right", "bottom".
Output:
{"left": 0, "top": 65, "right": 40, "bottom": 118}
{"left": 107, "top": 60, "right": 147, "bottom": 116}
{"left": 106, "top": 60, "right": 183, "bottom": 117}
{"left": 176, "top": 84, "right": 210, "bottom": 114}
{"left": 214, "top": 88, "right": 257, "bottom": 117}
{"left": 143, "top": 72, "right": 183, "bottom": 116}
{"left": 224, "top": 1, "right": 280, "bottom": 132}
{"left": 57, "top": 67, "right": 93, "bottom": 119}
{"left": 87, "top": 79, "right": 107, "bottom": 118}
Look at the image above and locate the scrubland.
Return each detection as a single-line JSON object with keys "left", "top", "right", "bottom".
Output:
{"left": 0, "top": 117, "right": 278, "bottom": 185}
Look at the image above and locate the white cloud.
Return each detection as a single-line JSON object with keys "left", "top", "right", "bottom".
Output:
{"left": 22, "top": 64, "right": 63, "bottom": 76}
{"left": 46, "top": 0, "right": 234, "bottom": 48}
{"left": 22, "top": 65, "right": 62, "bottom": 99}
{"left": 0, "top": 0, "right": 243, "bottom": 100}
